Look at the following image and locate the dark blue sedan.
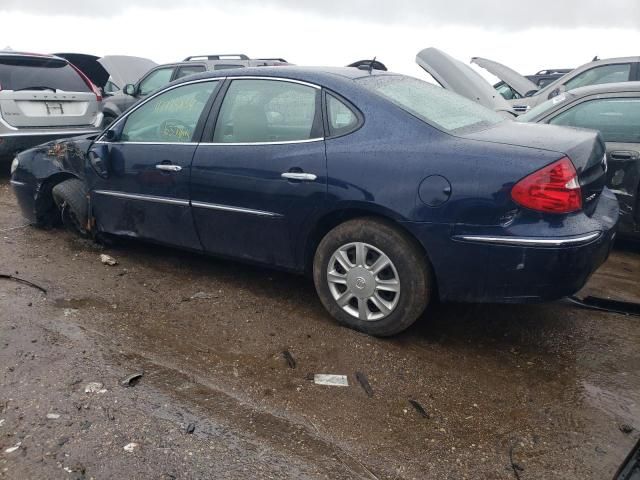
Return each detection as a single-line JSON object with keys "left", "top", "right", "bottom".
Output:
{"left": 10, "top": 67, "right": 618, "bottom": 336}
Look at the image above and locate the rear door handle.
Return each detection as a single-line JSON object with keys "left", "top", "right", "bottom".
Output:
{"left": 156, "top": 164, "right": 182, "bottom": 172}
{"left": 281, "top": 172, "right": 317, "bottom": 181}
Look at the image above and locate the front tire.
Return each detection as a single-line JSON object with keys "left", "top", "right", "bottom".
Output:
{"left": 52, "top": 178, "right": 89, "bottom": 237}
{"left": 313, "top": 218, "right": 432, "bottom": 336}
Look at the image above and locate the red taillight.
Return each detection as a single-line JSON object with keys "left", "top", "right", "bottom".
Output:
{"left": 69, "top": 63, "right": 102, "bottom": 101}
{"left": 511, "top": 157, "right": 582, "bottom": 214}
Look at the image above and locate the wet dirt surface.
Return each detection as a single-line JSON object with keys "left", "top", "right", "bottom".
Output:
{"left": 1, "top": 171, "right": 639, "bottom": 479}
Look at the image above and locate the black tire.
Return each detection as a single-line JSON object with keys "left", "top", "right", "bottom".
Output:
{"left": 313, "top": 217, "right": 432, "bottom": 336}
{"left": 52, "top": 178, "right": 89, "bottom": 237}
{"left": 101, "top": 114, "right": 117, "bottom": 129}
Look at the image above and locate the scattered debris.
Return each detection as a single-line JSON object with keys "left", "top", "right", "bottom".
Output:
{"left": 0, "top": 223, "right": 29, "bottom": 234}
{"left": 84, "top": 382, "right": 107, "bottom": 394}
{"left": 314, "top": 374, "right": 349, "bottom": 387}
{"left": 0, "top": 419, "right": 5, "bottom": 426}
{"left": 509, "top": 444, "right": 524, "bottom": 480}
{"left": 620, "top": 424, "right": 634, "bottom": 434}
{"left": 4, "top": 442, "right": 21, "bottom": 454}
{"left": 190, "top": 292, "right": 216, "bottom": 300}
{"left": 282, "top": 350, "right": 296, "bottom": 369}
{"left": 123, "top": 442, "right": 138, "bottom": 452}
{"left": 408, "top": 400, "right": 429, "bottom": 418}
{"left": 100, "top": 254, "right": 118, "bottom": 266}
{"left": 120, "top": 372, "right": 144, "bottom": 388}
{"left": 186, "top": 423, "right": 196, "bottom": 434}
{"left": 566, "top": 296, "right": 640, "bottom": 317}
{"left": 0, "top": 273, "right": 47, "bottom": 294}
{"left": 46, "top": 413, "right": 60, "bottom": 420}
{"left": 355, "top": 371, "right": 373, "bottom": 397}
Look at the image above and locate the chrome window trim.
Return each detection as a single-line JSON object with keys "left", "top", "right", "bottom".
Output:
{"left": 224, "top": 76, "right": 322, "bottom": 90}
{"left": 191, "top": 201, "right": 282, "bottom": 217}
{"left": 93, "top": 190, "right": 189, "bottom": 207}
{"left": 93, "top": 141, "right": 199, "bottom": 146}
{"left": 200, "top": 137, "right": 324, "bottom": 146}
{"left": 100, "top": 77, "right": 226, "bottom": 140}
{"left": 453, "top": 232, "right": 601, "bottom": 247}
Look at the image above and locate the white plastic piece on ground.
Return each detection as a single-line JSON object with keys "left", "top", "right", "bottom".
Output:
{"left": 4, "top": 442, "right": 21, "bottom": 453}
{"left": 314, "top": 374, "right": 349, "bottom": 387}
{"left": 100, "top": 254, "right": 118, "bottom": 266}
{"left": 123, "top": 442, "right": 138, "bottom": 452}
{"left": 84, "top": 382, "right": 107, "bottom": 394}
{"left": 46, "top": 413, "right": 60, "bottom": 419}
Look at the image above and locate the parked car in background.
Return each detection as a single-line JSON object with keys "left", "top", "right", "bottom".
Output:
{"left": 11, "top": 66, "right": 617, "bottom": 336}
{"left": 101, "top": 54, "right": 289, "bottom": 126}
{"left": 0, "top": 51, "right": 103, "bottom": 160}
{"left": 472, "top": 55, "right": 640, "bottom": 113}
{"left": 528, "top": 68, "right": 573, "bottom": 88}
{"left": 518, "top": 82, "right": 640, "bottom": 240}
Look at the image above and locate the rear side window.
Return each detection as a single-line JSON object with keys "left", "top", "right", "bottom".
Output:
{"left": 327, "top": 94, "right": 359, "bottom": 136}
{"left": 213, "top": 79, "right": 319, "bottom": 143}
{"left": 564, "top": 64, "right": 631, "bottom": 91}
{"left": 138, "top": 67, "right": 174, "bottom": 96}
{"left": 359, "top": 75, "right": 503, "bottom": 133}
{"left": 0, "top": 56, "right": 89, "bottom": 92}
{"left": 549, "top": 97, "right": 640, "bottom": 143}
{"left": 174, "top": 65, "right": 206, "bottom": 80}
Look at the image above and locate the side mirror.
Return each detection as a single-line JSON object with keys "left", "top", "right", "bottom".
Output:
{"left": 548, "top": 88, "right": 560, "bottom": 100}
{"left": 104, "top": 129, "right": 118, "bottom": 141}
{"left": 123, "top": 84, "right": 136, "bottom": 96}
{"left": 89, "top": 143, "right": 110, "bottom": 179}
{"left": 524, "top": 89, "right": 538, "bottom": 98}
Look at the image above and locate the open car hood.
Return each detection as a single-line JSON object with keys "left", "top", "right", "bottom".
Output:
{"left": 471, "top": 57, "right": 538, "bottom": 97}
{"left": 97, "top": 55, "right": 157, "bottom": 89}
{"left": 416, "top": 47, "right": 513, "bottom": 113}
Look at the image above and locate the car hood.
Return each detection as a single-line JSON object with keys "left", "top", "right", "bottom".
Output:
{"left": 416, "top": 48, "right": 513, "bottom": 114}
{"left": 97, "top": 55, "right": 157, "bottom": 88}
{"left": 54, "top": 53, "right": 109, "bottom": 88}
{"left": 470, "top": 57, "right": 538, "bottom": 97}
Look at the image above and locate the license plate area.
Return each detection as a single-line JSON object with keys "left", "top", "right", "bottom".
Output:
{"left": 45, "top": 102, "right": 65, "bottom": 115}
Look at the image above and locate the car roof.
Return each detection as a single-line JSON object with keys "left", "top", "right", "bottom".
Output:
{"left": 0, "top": 50, "right": 65, "bottom": 61}
{"left": 171, "top": 65, "right": 394, "bottom": 85}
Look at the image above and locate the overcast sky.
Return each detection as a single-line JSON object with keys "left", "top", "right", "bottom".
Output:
{"left": 1, "top": 1, "right": 639, "bottom": 83}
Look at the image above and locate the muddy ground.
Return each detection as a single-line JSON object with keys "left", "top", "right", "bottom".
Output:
{"left": 0, "top": 171, "right": 639, "bottom": 480}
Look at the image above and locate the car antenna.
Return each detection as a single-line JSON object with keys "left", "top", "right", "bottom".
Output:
{"left": 592, "top": 55, "right": 600, "bottom": 61}
{"left": 368, "top": 56, "right": 377, "bottom": 74}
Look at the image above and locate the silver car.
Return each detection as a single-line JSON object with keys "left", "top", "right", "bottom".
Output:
{"left": 0, "top": 51, "right": 102, "bottom": 159}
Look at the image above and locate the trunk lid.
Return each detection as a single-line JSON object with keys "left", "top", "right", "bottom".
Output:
{"left": 471, "top": 57, "right": 539, "bottom": 97}
{"left": 416, "top": 47, "right": 514, "bottom": 114}
{"left": 464, "top": 122, "right": 608, "bottom": 214}
{"left": 0, "top": 54, "right": 99, "bottom": 128}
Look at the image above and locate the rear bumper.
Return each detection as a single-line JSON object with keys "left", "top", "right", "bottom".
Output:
{"left": 403, "top": 188, "right": 619, "bottom": 303}
{"left": 0, "top": 127, "right": 100, "bottom": 157}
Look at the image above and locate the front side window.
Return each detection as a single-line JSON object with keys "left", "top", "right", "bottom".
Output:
{"left": 549, "top": 97, "right": 640, "bottom": 143}
{"left": 327, "top": 94, "right": 359, "bottom": 136}
{"left": 175, "top": 65, "right": 206, "bottom": 80}
{"left": 359, "top": 75, "right": 504, "bottom": 133}
{"left": 213, "top": 79, "right": 319, "bottom": 143}
{"left": 121, "top": 81, "right": 218, "bottom": 143}
{"left": 564, "top": 64, "right": 631, "bottom": 91}
{"left": 138, "top": 67, "right": 174, "bottom": 96}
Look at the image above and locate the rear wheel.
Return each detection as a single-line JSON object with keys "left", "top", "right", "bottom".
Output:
{"left": 313, "top": 218, "right": 431, "bottom": 336}
{"left": 52, "top": 178, "right": 89, "bottom": 237}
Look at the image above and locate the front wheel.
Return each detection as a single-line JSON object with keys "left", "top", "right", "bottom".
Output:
{"left": 313, "top": 218, "right": 432, "bottom": 336}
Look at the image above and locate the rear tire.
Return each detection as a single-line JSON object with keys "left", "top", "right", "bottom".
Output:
{"left": 52, "top": 178, "right": 89, "bottom": 238}
{"left": 313, "top": 217, "right": 431, "bottom": 336}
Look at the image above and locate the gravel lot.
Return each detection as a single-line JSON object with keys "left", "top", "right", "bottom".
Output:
{"left": 1, "top": 171, "right": 639, "bottom": 479}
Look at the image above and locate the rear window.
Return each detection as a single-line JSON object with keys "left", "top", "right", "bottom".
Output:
{"left": 0, "top": 56, "right": 90, "bottom": 92}
{"left": 358, "top": 75, "right": 504, "bottom": 133}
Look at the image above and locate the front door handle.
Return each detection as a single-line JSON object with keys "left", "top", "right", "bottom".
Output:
{"left": 609, "top": 151, "right": 639, "bottom": 161}
{"left": 281, "top": 172, "right": 317, "bottom": 181}
{"left": 156, "top": 164, "right": 182, "bottom": 172}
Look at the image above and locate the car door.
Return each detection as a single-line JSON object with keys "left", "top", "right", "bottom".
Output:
{"left": 89, "top": 79, "right": 221, "bottom": 248}
{"left": 547, "top": 95, "right": 640, "bottom": 234}
{"left": 190, "top": 77, "right": 327, "bottom": 269}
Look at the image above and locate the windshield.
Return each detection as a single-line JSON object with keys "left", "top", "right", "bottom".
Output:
{"left": 358, "top": 75, "right": 504, "bottom": 134}
{"left": 0, "top": 56, "right": 90, "bottom": 92}
{"left": 517, "top": 92, "right": 574, "bottom": 122}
